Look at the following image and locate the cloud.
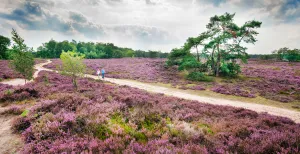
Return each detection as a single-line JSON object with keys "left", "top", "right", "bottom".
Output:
{"left": 69, "top": 11, "right": 88, "bottom": 23}
{"left": 0, "top": 0, "right": 299, "bottom": 53}
{"left": 0, "top": 1, "right": 73, "bottom": 33}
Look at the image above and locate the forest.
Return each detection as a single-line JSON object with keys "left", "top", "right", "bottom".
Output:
{"left": 0, "top": 37, "right": 168, "bottom": 59}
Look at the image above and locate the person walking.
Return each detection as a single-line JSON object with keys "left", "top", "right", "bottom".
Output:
{"left": 97, "top": 68, "right": 101, "bottom": 79}
{"left": 101, "top": 68, "right": 105, "bottom": 79}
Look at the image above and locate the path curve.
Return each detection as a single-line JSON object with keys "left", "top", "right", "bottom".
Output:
{"left": 1, "top": 60, "right": 52, "bottom": 86}
{"left": 1, "top": 60, "right": 300, "bottom": 123}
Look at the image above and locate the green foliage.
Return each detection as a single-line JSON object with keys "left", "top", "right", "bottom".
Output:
{"left": 60, "top": 51, "right": 86, "bottom": 89}
{"left": 21, "top": 110, "right": 29, "bottom": 117}
{"left": 0, "top": 35, "right": 11, "bottom": 59}
{"left": 92, "top": 124, "right": 112, "bottom": 140}
{"left": 168, "top": 12, "right": 262, "bottom": 78}
{"left": 273, "top": 47, "right": 300, "bottom": 62}
{"left": 178, "top": 56, "right": 201, "bottom": 71}
{"left": 110, "top": 113, "right": 148, "bottom": 142}
{"left": 167, "top": 48, "right": 190, "bottom": 66}
{"left": 10, "top": 29, "right": 34, "bottom": 82}
{"left": 220, "top": 62, "right": 241, "bottom": 77}
{"left": 187, "top": 72, "right": 214, "bottom": 82}
{"left": 36, "top": 40, "right": 168, "bottom": 59}
{"left": 273, "top": 48, "right": 300, "bottom": 62}
{"left": 198, "top": 124, "right": 214, "bottom": 135}
{"left": 141, "top": 114, "right": 161, "bottom": 131}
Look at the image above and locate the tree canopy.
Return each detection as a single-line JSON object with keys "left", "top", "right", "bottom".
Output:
{"left": 60, "top": 51, "right": 86, "bottom": 89}
{"left": 273, "top": 47, "right": 300, "bottom": 62}
{"left": 36, "top": 40, "right": 168, "bottom": 59}
{"left": 0, "top": 35, "right": 11, "bottom": 59}
{"left": 168, "top": 12, "right": 262, "bottom": 79}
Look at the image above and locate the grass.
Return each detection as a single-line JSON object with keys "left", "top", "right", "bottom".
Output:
{"left": 20, "top": 110, "right": 29, "bottom": 117}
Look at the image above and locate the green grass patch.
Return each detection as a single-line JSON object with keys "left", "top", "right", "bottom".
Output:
{"left": 21, "top": 109, "right": 29, "bottom": 117}
{"left": 110, "top": 113, "right": 148, "bottom": 142}
{"left": 198, "top": 123, "right": 214, "bottom": 135}
{"left": 92, "top": 124, "right": 112, "bottom": 140}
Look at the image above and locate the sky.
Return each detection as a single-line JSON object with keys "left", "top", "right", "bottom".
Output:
{"left": 0, "top": 0, "right": 299, "bottom": 54}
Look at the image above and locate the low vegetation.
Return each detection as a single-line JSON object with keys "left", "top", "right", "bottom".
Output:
{"left": 0, "top": 71, "right": 299, "bottom": 153}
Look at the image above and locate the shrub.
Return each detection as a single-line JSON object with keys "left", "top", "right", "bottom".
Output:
{"left": 187, "top": 72, "right": 214, "bottom": 82}
{"left": 12, "top": 117, "right": 31, "bottom": 133}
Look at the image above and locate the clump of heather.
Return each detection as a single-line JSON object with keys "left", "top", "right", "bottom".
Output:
{"left": 0, "top": 60, "right": 22, "bottom": 80}
{"left": 1, "top": 105, "right": 24, "bottom": 115}
{"left": 0, "top": 83, "right": 12, "bottom": 93}
{"left": 6, "top": 71, "right": 300, "bottom": 153}
{"left": 211, "top": 84, "right": 256, "bottom": 98}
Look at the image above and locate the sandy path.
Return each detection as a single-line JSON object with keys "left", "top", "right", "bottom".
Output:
{"left": 0, "top": 109, "right": 23, "bottom": 154}
{"left": 1, "top": 60, "right": 52, "bottom": 86}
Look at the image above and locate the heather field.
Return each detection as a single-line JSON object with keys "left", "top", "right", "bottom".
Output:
{"left": 0, "top": 59, "right": 47, "bottom": 81}
{"left": 0, "top": 71, "right": 299, "bottom": 153}
{"left": 45, "top": 58, "right": 300, "bottom": 103}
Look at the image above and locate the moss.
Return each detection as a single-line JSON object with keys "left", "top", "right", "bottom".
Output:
{"left": 92, "top": 124, "right": 112, "bottom": 140}
{"left": 107, "top": 95, "right": 113, "bottom": 102}
{"left": 111, "top": 113, "right": 134, "bottom": 133}
{"left": 133, "top": 132, "right": 148, "bottom": 143}
{"left": 198, "top": 123, "right": 214, "bottom": 135}
{"left": 165, "top": 117, "right": 172, "bottom": 125}
{"left": 110, "top": 113, "right": 148, "bottom": 142}
{"left": 141, "top": 114, "right": 161, "bottom": 130}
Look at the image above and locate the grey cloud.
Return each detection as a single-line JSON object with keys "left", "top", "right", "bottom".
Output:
{"left": 0, "top": 0, "right": 173, "bottom": 45}
{"left": 24, "top": 1, "right": 42, "bottom": 16}
{"left": 0, "top": 1, "right": 72, "bottom": 32}
{"left": 72, "top": 22, "right": 106, "bottom": 38}
{"left": 227, "top": 0, "right": 300, "bottom": 23}
{"left": 70, "top": 12, "right": 87, "bottom": 23}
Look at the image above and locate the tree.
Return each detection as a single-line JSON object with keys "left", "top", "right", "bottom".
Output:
{"left": 168, "top": 12, "right": 262, "bottom": 78}
{"left": 205, "top": 13, "right": 261, "bottom": 76}
{"left": 273, "top": 47, "right": 300, "bottom": 62}
{"left": 60, "top": 51, "right": 86, "bottom": 89}
{"left": 0, "top": 35, "right": 11, "bottom": 59}
{"left": 10, "top": 29, "right": 34, "bottom": 83}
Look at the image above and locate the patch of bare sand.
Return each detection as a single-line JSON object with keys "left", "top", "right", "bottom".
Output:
{"left": 0, "top": 107, "right": 23, "bottom": 154}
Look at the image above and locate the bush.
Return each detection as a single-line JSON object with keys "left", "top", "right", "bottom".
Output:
{"left": 12, "top": 117, "right": 31, "bottom": 133}
{"left": 187, "top": 72, "right": 214, "bottom": 82}
{"left": 220, "top": 62, "right": 241, "bottom": 77}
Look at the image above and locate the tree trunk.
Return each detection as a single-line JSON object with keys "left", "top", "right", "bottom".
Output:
{"left": 211, "top": 46, "right": 216, "bottom": 76}
{"left": 72, "top": 77, "right": 77, "bottom": 90}
{"left": 196, "top": 45, "right": 200, "bottom": 62}
{"left": 216, "top": 44, "right": 220, "bottom": 77}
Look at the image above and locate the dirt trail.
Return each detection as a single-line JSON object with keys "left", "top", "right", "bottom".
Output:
{"left": 0, "top": 108, "right": 23, "bottom": 154}
{"left": 1, "top": 60, "right": 52, "bottom": 86}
